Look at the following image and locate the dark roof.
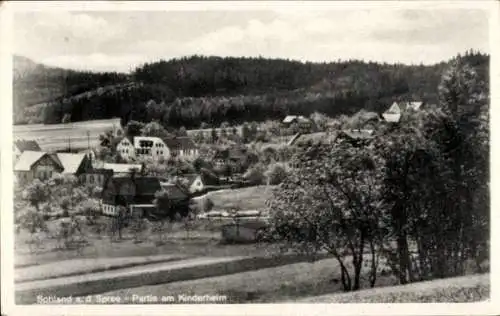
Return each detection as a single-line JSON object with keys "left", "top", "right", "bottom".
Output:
{"left": 105, "top": 176, "right": 162, "bottom": 197}
{"left": 163, "top": 137, "right": 197, "bottom": 151}
{"left": 134, "top": 177, "right": 162, "bottom": 196}
{"left": 15, "top": 140, "right": 41, "bottom": 152}
{"left": 161, "top": 183, "right": 190, "bottom": 200}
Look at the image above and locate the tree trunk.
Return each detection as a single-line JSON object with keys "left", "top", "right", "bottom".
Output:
{"left": 369, "top": 240, "right": 378, "bottom": 288}
{"left": 353, "top": 232, "right": 365, "bottom": 290}
{"left": 334, "top": 256, "right": 352, "bottom": 292}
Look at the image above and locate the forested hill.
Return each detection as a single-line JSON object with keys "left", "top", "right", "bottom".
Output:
{"left": 13, "top": 52, "right": 489, "bottom": 128}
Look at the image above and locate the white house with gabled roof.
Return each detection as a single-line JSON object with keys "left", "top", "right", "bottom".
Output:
{"left": 116, "top": 136, "right": 171, "bottom": 161}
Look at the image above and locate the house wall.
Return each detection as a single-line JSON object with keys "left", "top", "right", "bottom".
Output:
{"left": 189, "top": 177, "right": 204, "bottom": 193}
{"left": 178, "top": 148, "right": 199, "bottom": 160}
{"left": 117, "top": 138, "right": 136, "bottom": 160}
{"left": 135, "top": 139, "right": 171, "bottom": 161}
{"left": 102, "top": 203, "right": 118, "bottom": 216}
{"left": 15, "top": 171, "right": 34, "bottom": 183}
{"left": 81, "top": 173, "right": 109, "bottom": 187}
{"left": 32, "top": 155, "right": 63, "bottom": 181}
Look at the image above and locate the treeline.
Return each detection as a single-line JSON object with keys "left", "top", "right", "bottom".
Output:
{"left": 14, "top": 51, "right": 488, "bottom": 128}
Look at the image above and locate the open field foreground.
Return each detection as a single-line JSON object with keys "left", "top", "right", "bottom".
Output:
{"left": 81, "top": 256, "right": 397, "bottom": 304}
{"left": 299, "top": 273, "right": 489, "bottom": 303}
{"left": 15, "top": 254, "right": 191, "bottom": 283}
{"left": 193, "top": 185, "right": 276, "bottom": 211}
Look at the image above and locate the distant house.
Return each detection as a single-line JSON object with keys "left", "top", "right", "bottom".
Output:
{"left": 116, "top": 136, "right": 170, "bottom": 161}
{"left": 183, "top": 172, "right": 221, "bottom": 194}
{"left": 213, "top": 147, "right": 247, "bottom": 171}
{"left": 186, "top": 126, "right": 244, "bottom": 142}
{"left": 116, "top": 136, "right": 199, "bottom": 161}
{"left": 14, "top": 151, "right": 91, "bottom": 183}
{"left": 81, "top": 160, "right": 143, "bottom": 187}
{"left": 282, "top": 115, "right": 313, "bottom": 131}
{"left": 14, "top": 151, "right": 63, "bottom": 182}
{"left": 382, "top": 101, "right": 424, "bottom": 123}
{"left": 100, "top": 175, "right": 163, "bottom": 217}
{"left": 164, "top": 137, "right": 199, "bottom": 160}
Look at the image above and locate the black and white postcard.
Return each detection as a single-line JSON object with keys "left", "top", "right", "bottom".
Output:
{"left": 1, "top": 1, "right": 498, "bottom": 315}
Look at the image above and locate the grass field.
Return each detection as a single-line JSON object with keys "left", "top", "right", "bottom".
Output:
{"left": 86, "top": 256, "right": 398, "bottom": 303}
{"left": 193, "top": 185, "right": 277, "bottom": 212}
{"left": 15, "top": 218, "right": 282, "bottom": 268}
{"left": 300, "top": 273, "right": 489, "bottom": 303}
{"left": 13, "top": 118, "right": 121, "bottom": 151}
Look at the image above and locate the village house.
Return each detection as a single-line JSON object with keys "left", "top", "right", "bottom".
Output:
{"left": 382, "top": 101, "right": 424, "bottom": 123}
{"left": 164, "top": 137, "right": 199, "bottom": 160}
{"left": 281, "top": 115, "right": 313, "bottom": 132}
{"left": 213, "top": 147, "right": 248, "bottom": 172}
{"left": 116, "top": 136, "right": 199, "bottom": 161}
{"left": 81, "top": 160, "right": 144, "bottom": 187}
{"left": 186, "top": 126, "right": 244, "bottom": 142}
{"left": 14, "top": 151, "right": 91, "bottom": 183}
{"left": 183, "top": 172, "right": 221, "bottom": 194}
{"left": 100, "top": 175, "right": 163, "bottom": 217}
{"left": 14, "top": 151, "right": 63, "bottom": 182}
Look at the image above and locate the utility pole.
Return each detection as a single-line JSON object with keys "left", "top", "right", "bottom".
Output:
{"left": 87, "top": 130, "right": 90, "bottom": 151}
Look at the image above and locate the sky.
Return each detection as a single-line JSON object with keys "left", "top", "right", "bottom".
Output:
{"left": 12, "top": 3, "right": 491, "bottom": 73}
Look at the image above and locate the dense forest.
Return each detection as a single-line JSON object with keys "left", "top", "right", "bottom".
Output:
{"left": 13, "top": 51, "right": 489, "bottom": 128}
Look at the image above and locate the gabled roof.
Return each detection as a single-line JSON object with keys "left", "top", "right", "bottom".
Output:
{"left": 14, "top": 140, "right": 41, "bottom": 152}
{"left": 282, "top": 115, "right": 310, "bottom": 124}
{"left": 56, "top": 153, "right": 87, "bottom": 174}
{"left": 385, "top": 102, "right": 401, "bottom": 114}
{"left": 163, "top": 137, "right": 197, "bottom": 151}
{"left": 14, "top": 151, "right": 49, "bottom": 171}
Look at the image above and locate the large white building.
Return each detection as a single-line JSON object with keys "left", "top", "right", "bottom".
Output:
{"left": 116, "top": 136, "right": 198, "bottom": 161}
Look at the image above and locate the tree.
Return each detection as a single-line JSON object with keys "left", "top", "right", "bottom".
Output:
{"left": 62, "top": 113, "right": 71, "bottom": 123}
{"left": 178, "top": 126, "right": 188, "bottom": 136}
{"left": 109, "top": 206, "right": 128, "bottom": 241}
{"left": 141, "top": 121, "right": 170, "bottom": 139}
{"left": 23, "top": 179, "right": 50, "bottom": 213}
{"left": 266, "top": 141, "right": 385, "bottom": 291}
{"left": 265, "top": 163, "right": 288, "bottom": 185}
{"left": 125, "top": 120, "right": 145, "bottom": 138}
{"left": 243, "top": 164, "right": 266, "bottom": 186}
{"left": 130, "top": 215, "right": 150, "bottom": 243}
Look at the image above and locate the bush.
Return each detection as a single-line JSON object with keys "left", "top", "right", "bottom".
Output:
{"left": 265, "top": 163, "right": 288, "bottom": 185}
{"left": 243, "top": 165, "right": 266, "bottom": 185}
